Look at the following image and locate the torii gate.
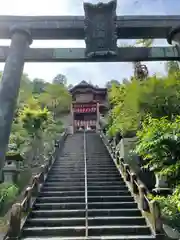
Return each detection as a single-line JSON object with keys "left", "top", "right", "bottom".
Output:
{"left": 0, "top": 0, "right": 180, "bottom": 177}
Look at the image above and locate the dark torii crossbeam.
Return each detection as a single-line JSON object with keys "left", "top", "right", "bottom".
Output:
{"left": 0, "top": 0, "right": 180, "bottom": 181}
{"left": 0, "top": 46, "right": 179, "bottom": 62}
{"left": 0, "top": 15, "right": 180, "bottom": 40}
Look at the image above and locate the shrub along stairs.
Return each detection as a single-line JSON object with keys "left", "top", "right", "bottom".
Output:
{"left": 19, "top": 131, "right": 157, "bottom": 239}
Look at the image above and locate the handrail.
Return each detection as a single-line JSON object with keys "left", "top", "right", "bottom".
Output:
{"left": 100, "top": 130, "right": 165, "bottom": 238}
{"left": 83, "top": 130, "right": 88, "bottom": 238}
{"left": 4, "top": 131, "right": 68, "bottom": 240}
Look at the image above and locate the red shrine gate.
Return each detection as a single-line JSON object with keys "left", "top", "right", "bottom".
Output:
{"left": 70, "top": 81, "right": 108, "bottom": 133}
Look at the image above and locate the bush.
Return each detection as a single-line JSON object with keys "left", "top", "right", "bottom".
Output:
{"left": 135, "top": 115, "right": 180, "bottom": 186}
{"left": 0, "top": 183, "right": 19, "bottom": 215}
{"left": 148, "top": 186, "right": 180, "bottom": 231}
{"left": 106, "top": 75, "right": 180, "bottom": 137}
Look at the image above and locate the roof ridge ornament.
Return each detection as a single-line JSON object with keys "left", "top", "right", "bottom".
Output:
{"left": 84, "top": 0, "right": 117, "bottom": 10}
{"left": 83, "top": 0, "right": 117, "bottom": 58}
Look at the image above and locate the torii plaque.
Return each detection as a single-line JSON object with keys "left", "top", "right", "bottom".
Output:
{"left": 84, "top": 0, "right": 117, "bottom": 58}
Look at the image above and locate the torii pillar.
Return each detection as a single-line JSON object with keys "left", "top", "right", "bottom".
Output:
{"left": 167, "top": 26, "right": 180, "bottom": 46}
{"left": 0, "top": 26, "right": 32, "bottom": 180}
{"left": 167, "top": 26, "right": 180, "bottom": 69}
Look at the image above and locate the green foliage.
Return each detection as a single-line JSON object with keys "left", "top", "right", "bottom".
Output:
{"left": 0, "top": 183, "right": 19, "bottom": 210}
{"left": 148, "top": 186, "right": 180, "bottom": 230}
{"left": 107, "top": 74, "right": 180, "bottom": 137}
{"left": 166, "top": 61, "right": 180, "bottom": 76}
{"left": 136, "top": 39, "right": 153, "bottom": 47}
{"left": 32, "top": 78, "right": 46, "bottom": 95}
{"left": 106, "top": 61, "right": 180, "bottom": 228}
{"left": 8, "top": 72, "right": 70, "bottom": 166}
{"left": 38, "top": 83, "right": 71, "bottom": 117}
{"left": 19, "top": 103, "right": 50, "bottom": 137}
{"left": 135, "top": 116, "right": 180, "bottom": 186}
{"left": 106, "top": 79, "right": 120, "bottom": 89}
{"left": 52, "top": 73, "right": 67, "bottom": 86}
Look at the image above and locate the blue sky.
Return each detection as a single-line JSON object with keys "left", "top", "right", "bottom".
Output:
{"left": 0, "top": 0, "right": 179, "bottom": 86}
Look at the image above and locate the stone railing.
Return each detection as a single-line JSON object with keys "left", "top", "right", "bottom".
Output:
{"left": 100, "top": 130, "right": 166, "bottom": 239}
{"left": 3, "top": 131, "right": 68, "bottom": 240}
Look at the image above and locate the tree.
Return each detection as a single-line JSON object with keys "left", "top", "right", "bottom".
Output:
{"left": 166, "top": 61, "right": 180, "bottom": 76}
{"left": 133, "top": 62, "right": 149, "bottom": 80}
{"left": 107, "top": 74, "right": 180, "bottom": 137}
{"left": 19, "top": 98, "right": 50, "bottom": 165}
{"left": 132, "top": 39, "right": 153, "bottom": 81}
{"left": 106, "top": 80, "right": 120, "bottom": 89}
{"left": 32, "top": 78, "right": 46, "bottom": 95}
{"left": 7, "top": 71, "right": 71, "bottom": 168}
{"left": 136, "top": 39, "right": 153, "bottom": 47}
{"left": 38, "top": 83, "right": 71, "bottom": 118}
{"left": 18, "top": 74, "right": 33, "bottom": 105}
{"left": 52, "top": 74, "right": 67, "bottom": 86}
{"left": 67, "top": 84, "right": 73, "bottom": 90}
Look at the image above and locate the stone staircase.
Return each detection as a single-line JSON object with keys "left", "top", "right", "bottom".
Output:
{"left": 20, "top": 131, "right": 156, "bottom": 239}
{"left": 86, "top": 132, "right": 155, "bottom": 239}
{"left": 21, "top": 133, "right": 86, "bottom": 239}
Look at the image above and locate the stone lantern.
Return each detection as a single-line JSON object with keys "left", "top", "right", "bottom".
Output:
{"left": 3, "top": 143, "right": 24, "bottom": 183}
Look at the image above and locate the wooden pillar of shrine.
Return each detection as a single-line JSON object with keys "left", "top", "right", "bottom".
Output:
{"left": 96, "top": 102, "right": 100, "bottom": 132}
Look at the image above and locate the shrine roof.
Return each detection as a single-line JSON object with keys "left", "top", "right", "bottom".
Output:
{"left": 69, "top": 81, "right": 107, "bottom": 93}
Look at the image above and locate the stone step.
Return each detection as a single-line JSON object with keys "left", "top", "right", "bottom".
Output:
{"left": 53, "top": 165, "right": 115, "bottom": 168}
{"left": 47, "top": 173, "right": 85, "bottom": 177}
{"left": 43, "top": 181, "right": 125, "bottom": 187}
{"left": 36, "top": 195, "right": 133, "bottom": 204}
{"left": 48, "top": 172, "right": 85, "bottom": 175}
{"left": 88, "top": 225, "right": 151, "bottom": 236}
{"left": 87, "top": 170, "right": 118, "bottom": 173}
{"left": 36, "top": 196, "right": 85, "bottom": 203}
{"left": 88, "top": 202, "right": 137, "bottom": 209}
{"left": 30, "top": 209, "right": 85, "bottom": 218}
{"left": 25, "top": 217, "right": 86, "bottom": 227}
{"left": 50, "top": 169, "right": 84, "bottom": 172}
{"left": 87, "top": 190, "right": 131, "bottom": 196}
{"left": 87, "top": 182, "right": 125, "bottom": 186}
{"left": 88, "top": 208, "right": 142, "bottom": 217}
{"left": 20, "top": 236, "right": 156, "bottom": 240}
{"left": 22, "top": 225, "right": 151, "bottom": 238}
{"left": 50, "top": 169, "right": 118, "bottom": 173}
{"left": 87, "top": 179, "right": 123, "bottom": 183}
{"left": 43, "top": 182, "right": 85, "bottom": 186}
{"left": 88, "top": 195, "right": 134, "bottom": 202}
{"left": 46, "top": 178, "right": 85, "bottom": 183}
{"left": 42, "top": 186, "right": 85, "bottom": 191}
{"left": 87, "top": 185, "right": 128, "bottom": 191}
{"left": 25, "top": 216, "right": 146, "bottom": 228}
{"left": 21, "top": 226, "right": 85, "bottom": 238}
{"left": 88, "top": 173, "right": 120, "bottom": 176}
{"left": 30, "top": 208, "right": 142, "bottom": 219}
{"left": 44, "top": 180, "right": 123, "bottom": 186}
{"left": 51, "top": 167, "right": 85, "bottom": 170}
{"left": 46, "top": 177, "right": 122, "bottom": 181}
{"left": 39, "top": 190, "right": 131, "bottom": 197}
{"left": 88, "top": 216, "right": 146, "bottom": 226}
{"left": 39, "top": 191, "right": 85, "bottom": 197}
{"left": 34, "top": 202, "right": 85, "bottom": 210}
{"left": 86, "top": 166, "right": 117, "bottom": 169}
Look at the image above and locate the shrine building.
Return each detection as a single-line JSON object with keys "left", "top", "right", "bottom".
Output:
{"left": 70, "top": 81, "right": 108, "bottom": 132}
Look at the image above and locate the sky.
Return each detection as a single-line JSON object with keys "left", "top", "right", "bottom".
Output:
{"left": 0, "top": 0, "right": 179, "bottom": 86}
